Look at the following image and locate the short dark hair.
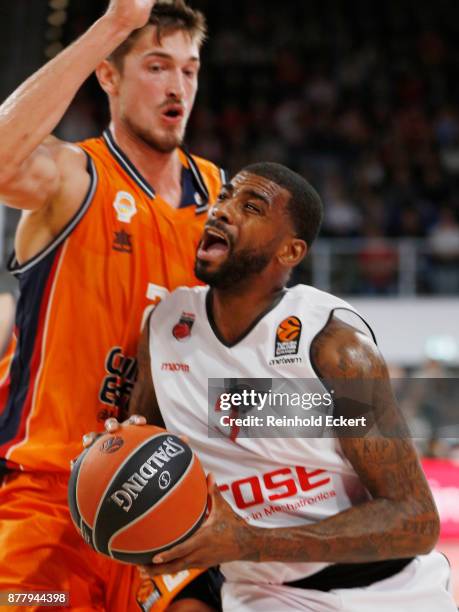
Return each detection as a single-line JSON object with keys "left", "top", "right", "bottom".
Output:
{"left": 242, "top": 162, "right": 323, "bottom": 248}
{"left": 109, "top": 0, "right": 207, "bottom": 70}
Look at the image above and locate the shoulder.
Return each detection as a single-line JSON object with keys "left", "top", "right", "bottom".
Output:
{"left": 170, "top": 285, "right": 208, "bottom": 299}
{"left": 285, "top": 284, "right": 358, "bottom": 320}
{"left": 53, "top": 141, "right": 88, "bottom": 170}
{"left": 149, "top": 286, "right": 206, "bottom": 337}
{"left": 286, "top": 284, "right": 354, "bottom": 308}
{"left": 311, "top": 315, "right": 385, "bottom": 380}
{"left": 76, "top": 136, "right": 112, "bottom": 172}
{"left": 154, "top": 285, "right": 207, "bottom": 313}
{"left": 33, "top": 135, "right": 88, "bottom": 172}
{"left": 287, "top": 284, "right": 376, "bottom": 341}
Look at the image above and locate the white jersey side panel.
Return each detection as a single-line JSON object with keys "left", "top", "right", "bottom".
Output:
{"left": 149, "top": 284, "right": 374, "bottom": 584}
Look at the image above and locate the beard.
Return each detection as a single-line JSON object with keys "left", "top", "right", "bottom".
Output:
{"left": 123, "top": 115, "right": 184, "bottom": 154}
{"left": 195, "top": 247, "right": 272, "bottom": 290}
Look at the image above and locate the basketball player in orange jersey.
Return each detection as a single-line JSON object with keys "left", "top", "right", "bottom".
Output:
{"left": 0, "top": 1, "right": 225, "bottom": 610}
{"left": 101, "top": 163, "right": 455, "bottom": 611}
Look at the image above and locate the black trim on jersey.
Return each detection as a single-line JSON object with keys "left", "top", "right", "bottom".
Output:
{"left": 439, "top": 552, "right": 453, "bottom": 592}
{"left": 103, "top": 129, "right": 155, "bottom": 199}
{"left": 333, "top": 306, "right": 377, "bottom": 344}
{"left": 0, "top": 460, "right": 11, "bottom": 482}
{"left": 284, "top": 558, "right": 414, "bottom": 591}
{"left": 308, "top": 306, "right": 377, "bottom": 381}
{"left": 8, "top": 155, "right": 97, "bottom": 276}
{"left": 205, "top": 288, "right": 287, "bottom": 348}
{"left": 182, "top": 149, "right": 210, "bottom": 213}
{"left": 172, "top": 568, "right": 223, "bottom": 610}
{"left": 441, "top": 552, "right": 452, "bottom": 570}
{"left": 0, "top": 246, "right": 61, "bottom": 449}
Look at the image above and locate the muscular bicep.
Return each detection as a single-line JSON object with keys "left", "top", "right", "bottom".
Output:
{"left": 129, "top": 321, "right": 165, "bottom": 428}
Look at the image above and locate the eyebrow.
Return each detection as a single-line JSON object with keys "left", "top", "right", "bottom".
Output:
{"left": 243, "top": 188, "right": 271, "bottom": 206}
{"left": 222, "top": 183, "right": 270, "bottom": 205}
{"left": 143, "top": 51, "right": 200, "bottom": 63}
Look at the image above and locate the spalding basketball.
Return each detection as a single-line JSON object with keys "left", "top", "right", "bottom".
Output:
{"left": 68, "top": 425, "right": 208, "bottom": 564}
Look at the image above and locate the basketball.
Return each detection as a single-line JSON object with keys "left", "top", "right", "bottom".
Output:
{"left": 68, "top": 425, "right": 208, "bottom": 564}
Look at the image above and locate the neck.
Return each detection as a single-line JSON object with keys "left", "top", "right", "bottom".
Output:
{"left": 209, "top": 279, "right": 286, "bottom": 345}
{"left": 109, "top": 121, "right": 183, "bottom": 206}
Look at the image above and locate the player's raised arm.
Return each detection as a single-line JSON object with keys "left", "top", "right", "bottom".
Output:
{"left": 0, "top": 0, "right": 156, "bottom": 212}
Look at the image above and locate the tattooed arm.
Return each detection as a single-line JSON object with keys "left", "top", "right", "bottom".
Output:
{"left": 245, "top": 316, "right": 440, "bottom": 563}
{"left": 143, "top": 316, "right": 440, "bottom": 574}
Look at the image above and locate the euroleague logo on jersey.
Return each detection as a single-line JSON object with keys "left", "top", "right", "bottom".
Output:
{"left": 275, "top": 316, "right": 302, "bottom": 357}
{"left": 99, "top": 436, "right": 124, "bottom": 454}
{"left": 172, "top": 312, "right": 196, "bottom": 341}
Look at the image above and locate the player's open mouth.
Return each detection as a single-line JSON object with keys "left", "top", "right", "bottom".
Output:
{"left": 161, "top": 105, "right": 184, "bottom": 124}
{"left": 197, "top": 228, "right": 230, "bottom": 262}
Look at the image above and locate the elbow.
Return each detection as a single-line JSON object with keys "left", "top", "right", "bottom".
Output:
{"left": 418, "top": 512, "right": 441, "bottom": 555}
{"left": 403, "top": 508, "right": 441, "bottom": 556}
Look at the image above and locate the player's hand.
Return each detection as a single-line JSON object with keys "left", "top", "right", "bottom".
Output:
{"left": 82, "top": 414, "right": 147, "bottom": 449}
{"left": 139, "top": 474, "right": 260, "bottom": 576}
{"left": 105, "top": 0, "right": 157, "bottom": 33}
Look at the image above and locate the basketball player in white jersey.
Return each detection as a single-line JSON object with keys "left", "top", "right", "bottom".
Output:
{"left": 103, "top": 162, "right": 455, "bottom": 611}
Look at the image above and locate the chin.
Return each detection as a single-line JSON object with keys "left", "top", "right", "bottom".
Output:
{"left": 149, "top": 133, "right": 182, "bottom": 154}
{"left": 195, "top": 259, "right": 209, "bottom": 278}
{"left": 126, "top": 119, "right": 183, "bottom": 153}
{"left": 195, "top": 260, "right": 217, "bottom": 284}
{"left": 160, "top": 129, "right": 184, "bottom": 150}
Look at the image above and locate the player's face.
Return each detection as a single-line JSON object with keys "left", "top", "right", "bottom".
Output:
{"left": 117, "top": 28, "right": 200, "bottom": 153}
{"left": 195, "top": 172, "right": 293, "bottom": 288}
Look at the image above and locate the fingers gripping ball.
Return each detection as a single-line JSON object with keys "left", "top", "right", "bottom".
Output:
{"left": 68, "top": 425, "right": 208, "bottom": 564}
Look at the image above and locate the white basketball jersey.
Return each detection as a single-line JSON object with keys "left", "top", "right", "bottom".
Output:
{"left": 149, "top": 284, "right": 376, "bottom": 584}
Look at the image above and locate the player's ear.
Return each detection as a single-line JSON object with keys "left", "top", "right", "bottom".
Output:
{"left": 277, "top": 238, "right": 307, "bottom": 267}
{"left": 96, "top": 59, "right": 121, "bottom": 96}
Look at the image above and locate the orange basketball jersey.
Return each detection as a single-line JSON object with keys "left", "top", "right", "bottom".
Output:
{"left": 0, "top": 130, "right": 226, "bottom": 472}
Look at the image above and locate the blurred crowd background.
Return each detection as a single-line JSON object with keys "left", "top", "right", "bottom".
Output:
{"left": 59, "top": 0, "right": 459, "bottom": 297}
{"left": 1, "top": 0, "right": 459, "bottom": 296}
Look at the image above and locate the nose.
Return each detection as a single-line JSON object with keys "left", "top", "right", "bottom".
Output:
{"left": 166, "top": 67, "right": 185, "bottom": 100}
{"left": 210, "top": 200, "right": 234, "bottom": 226}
